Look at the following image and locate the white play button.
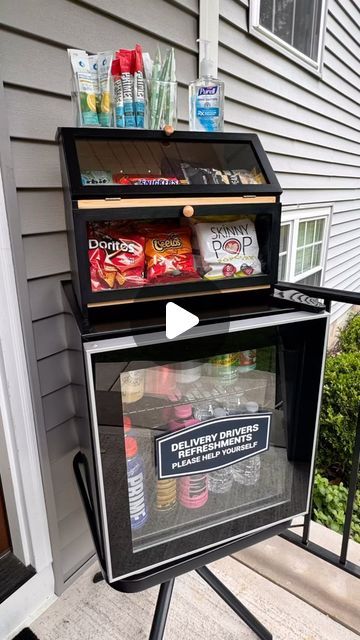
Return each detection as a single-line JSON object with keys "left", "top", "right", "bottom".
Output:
{"left": 166, "top": 302, "right": 199, "bottom": 340}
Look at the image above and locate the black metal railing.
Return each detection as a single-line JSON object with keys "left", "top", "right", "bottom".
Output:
{"left": 276, "top": 281, "right": 360, "bottom": 579}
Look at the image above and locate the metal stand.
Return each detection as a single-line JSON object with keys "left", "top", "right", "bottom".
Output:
{"left": 74, "top": 452, "right": 272, "bottom": 640}
{"left": 148, "top": 579, "right": 175, "bottom": 640}
{"left": 91, "top": 568, "right": 272, "bottom": 640}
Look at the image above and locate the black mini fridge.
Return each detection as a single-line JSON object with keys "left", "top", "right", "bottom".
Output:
{"left": 59, "top": 128, "right": 329, "bottom": 639}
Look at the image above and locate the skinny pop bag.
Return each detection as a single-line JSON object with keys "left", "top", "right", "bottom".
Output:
{"left": 194, "top": 218, "right": 262, "bottom": 279}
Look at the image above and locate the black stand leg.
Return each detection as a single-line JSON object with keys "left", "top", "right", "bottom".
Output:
{"left": 93, "top": 571, "right": 104, "bottom": 584}
{"left": 74, "top": 453, "right": 272, "bottom": 639}
{"left": 148, "top": 579, "right": 175, "bottom": 640}
{"left": 196, "top": 566, "right": 273, "bottom": 640}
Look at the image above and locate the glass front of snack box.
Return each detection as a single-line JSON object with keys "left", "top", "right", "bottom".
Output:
{"left": 87, "top": 318, "right": 326, "bottom": 578}
{"left": 75, "top": 139, "right": 268, "bottom": 187}
{"left": 87, "top": 214, "right": 271, "bottom": 292}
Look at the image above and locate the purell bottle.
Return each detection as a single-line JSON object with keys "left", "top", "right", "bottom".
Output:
{"left": 125, "top": 436, "right": 148, "bottom": 530}
{"left": 232, "top": 402, "right": 261, "bottom": 486}
{"left": 189, "top": 39, "right": 224, "bottom": 132}
{"left": 169, "top": 404, "right": 208, "bottom": 509}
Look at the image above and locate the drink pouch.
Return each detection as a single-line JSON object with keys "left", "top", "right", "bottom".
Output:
{"left": 68, "top": 49, "right": 99, "bottom": 126}
{"left": 111, "top": 59, "right": 124, "bottom": 128}
{"left": 134, "top": 44, "right": 145, "bottom": 128}
{"left": 118, "top": 49, "right": 136, "bottom": 128}
{"left": 145, "top": 227, "right": 199, "bottom": 282}
{"left": 194, "top": 218, "right": 262, "bottom": 279}
{"left": 97, "top": 51, "right": 113, "bottom": 127}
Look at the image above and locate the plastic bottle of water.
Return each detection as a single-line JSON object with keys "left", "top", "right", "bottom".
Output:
{"left": 195, "top": 405, "right": 233, "bottom": 494}
{"left": 232, "top": 402, "right": 261, "bottom": 486}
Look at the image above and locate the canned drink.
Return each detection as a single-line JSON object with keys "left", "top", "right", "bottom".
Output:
{"left": 209, "top": 353, "right": 238, "bottom": 381}
{"left": 122, "top": 369, "right": 145, "bottom": 404}
{"left": 238, "top": 350, "right": 256, "bottom": 372}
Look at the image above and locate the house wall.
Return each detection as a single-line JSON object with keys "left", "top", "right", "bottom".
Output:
{"left": 0, "top": 0, "right": 359, "bottom": 595}
{"left": 219, "top": 0, "right": 360, "bottom": 323}
{"left": 0, "top": 0, "right": 198, "bottom": 594}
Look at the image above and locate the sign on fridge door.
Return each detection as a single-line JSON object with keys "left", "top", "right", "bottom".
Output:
{"left": 156, "top": 413, "right": 272, "bottom": 479}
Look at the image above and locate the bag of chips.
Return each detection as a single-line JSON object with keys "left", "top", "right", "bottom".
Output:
{"left": 88, "top": 223, "right": 146, "bottom": 291}
{"left": 194, "top": 218, "right": 262, "bottom": 279}
{"left": 145, "top": 227, "right": 199, "bottom": 282}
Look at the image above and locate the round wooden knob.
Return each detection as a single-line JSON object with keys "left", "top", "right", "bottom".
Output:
{"left": 163, "top": 124, "right": 175, "bottom": 136}
{"left": 183, "top": 205, "right": 194, "bottom": 217}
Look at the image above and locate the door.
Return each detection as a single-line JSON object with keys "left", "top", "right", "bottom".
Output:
{"left": 0, "top": 477, "right": 11, "bottom": 556}
{"left": 84, "top": 311, "right": 328, "bottom": 582}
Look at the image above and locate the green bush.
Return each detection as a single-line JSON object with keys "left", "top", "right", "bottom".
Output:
{"left": 337, "top": 312, "right": 360, "bottom": 353}
{"left": 317, "top": 351, "right": 360, "bottom": 479}
{"left": 313, "top": 473, "right": 360, "bottom": 543}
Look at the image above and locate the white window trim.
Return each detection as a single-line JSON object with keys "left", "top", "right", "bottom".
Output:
{"left": 0, "top": 169, "right": 55, "bottom": 637}
{"left": 280, "top": 206, "right": 332, "bottom": 285}
{"left": 249, "top": 0, "right": 328, "bottom": 75}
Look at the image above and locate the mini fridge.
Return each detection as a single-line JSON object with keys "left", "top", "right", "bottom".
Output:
{"left": 59, "top": 128, "right": 329, "bottom": 600}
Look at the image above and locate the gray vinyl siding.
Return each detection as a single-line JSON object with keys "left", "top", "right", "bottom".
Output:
{"left": 219, "top": 0, "right": 360, "bottom": 322}
{"left": 0, "top": 0, "right": 198, "bottom": 592}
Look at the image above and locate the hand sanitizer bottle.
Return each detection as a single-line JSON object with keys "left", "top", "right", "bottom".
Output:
{"left": 189, "top": 39, "right": 224, "bottom": 132}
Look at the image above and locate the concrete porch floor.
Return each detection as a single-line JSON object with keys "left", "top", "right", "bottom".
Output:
{"left": 29, "top": 538, "right": 359, "bottom": 640}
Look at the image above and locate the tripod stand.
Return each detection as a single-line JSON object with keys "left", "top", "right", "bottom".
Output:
{"left": 74, "top": 452, "right": 272, "bottom": 640}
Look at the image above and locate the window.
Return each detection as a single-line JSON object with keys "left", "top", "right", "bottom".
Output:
{"left": 250, "top": 0, "right": 327, "bottom": 72}
{"left": 278, "top": 208, "right": 330, "bottom": 286}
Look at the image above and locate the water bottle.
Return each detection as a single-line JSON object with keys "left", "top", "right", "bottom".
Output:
{"left": 202, "top": 406, "right": 233, "bottom": 494}
{"left": 169, "top": 404, "right": 208, "bottom": 509}
{"left": 125, "top": 436, "right": 148, "bottom": 530}
{"left": 232, "top": 402, "right": 261, "bottom": 486}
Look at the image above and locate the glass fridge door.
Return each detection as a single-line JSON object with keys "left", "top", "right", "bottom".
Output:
{"left": 84, "top": 312, "right": 327, "bottom": 581}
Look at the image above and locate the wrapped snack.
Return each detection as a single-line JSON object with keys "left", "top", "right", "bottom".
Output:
{"left": 181, "top": 164, "right": 229, "bottom": 185}
{"left": 145, "top": 227, "right": 199, "bottom": 282}
{"left": 194, "top": 218, "right": 262, "bottom": 279}
{"left": 181, "top": 164, "right": 266, "bottom": 186}
{"left": 113, "top": 174, "right": 179, "bottom": 185}
{"left": 88, "top": 224, "right": 146, "bottom": 291}
{"left": 68, "top": 49, "right": 99, "bottom": 126}
{"left": 81, "top": 170, "right": 113, "bottom": 185}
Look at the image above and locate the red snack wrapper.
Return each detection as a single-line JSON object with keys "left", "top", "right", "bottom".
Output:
{"left": 88, "top": 224, "right": 146, "bottom": 291}
{"left": 145, "top": 227, "right": 199, "bottom": 282}
{"left": 113, "top": 174, "right": 180, "bottom": 185}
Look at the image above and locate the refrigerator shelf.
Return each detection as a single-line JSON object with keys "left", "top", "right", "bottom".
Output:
{"left": 130, "top": 447, "right": 291, "bottom": 551}
{"left": 96, "top": 369, "right": 276, "bottom": 429}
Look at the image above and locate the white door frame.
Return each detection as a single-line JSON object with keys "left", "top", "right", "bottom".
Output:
{"left": 0, "top": 168, "right": 55, "bottom": 638}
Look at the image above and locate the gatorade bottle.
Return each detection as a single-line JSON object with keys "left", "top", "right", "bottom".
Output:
{"left": 169, "top": 404, "right": 208, "bottom": 509}
{"left": 125, "top": 436, "right": 148, "bottom": 530}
